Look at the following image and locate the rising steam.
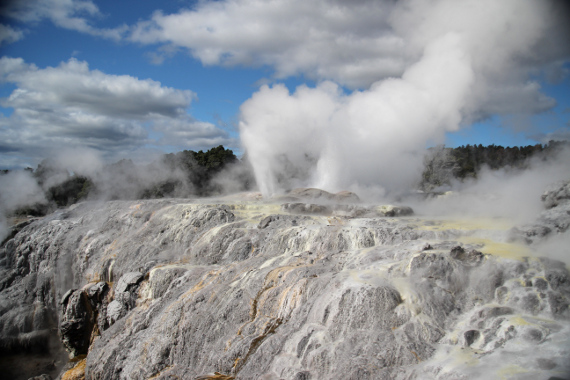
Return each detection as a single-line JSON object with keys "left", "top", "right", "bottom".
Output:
{"left": 239, "top": 0, "right": 570, "bottom": 198}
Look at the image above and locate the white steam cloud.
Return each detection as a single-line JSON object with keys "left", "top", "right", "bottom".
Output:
{"left": 241, "top": 32, "right": 473, "bottom": 195}
{"left": 0, "top": 170, "right": 45, "bottom": 211}
{"left": 0, "top": 170, "right": 46, "bottom": 241}
{"left": 235, "top": 0, "right": 570, "bottom": 197}
{"left": 412, "top": 148, "right": 570, "bottom": 222}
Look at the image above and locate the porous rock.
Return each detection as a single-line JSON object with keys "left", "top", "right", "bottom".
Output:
{"left": 510, "top": 179, "right": 570, "bottom": 243}
{"left": 60, "top": 290, "right": 95, "bottom": 357}
{"left": 376, "top": 205, "right": 414, "bottom": 217}
{"left": 541, "top": 179, "right": 570, "bottom": 208}
{"left": 285, "top": 188, "right": 360, "bottom": 203}
{"left": 281, "top": 203, "right": 332, "bottom": 215}
{"left": 0, "top": 194, "right": 568, "bottom": 380}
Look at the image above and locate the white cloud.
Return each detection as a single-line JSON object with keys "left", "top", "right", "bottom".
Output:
{"left": 152, "top": 116, "right": 235, "bottom": 150}
{"left": 0, "top": 0, "right": 126, "bottom": 40}
{"left": 0, "top": 57, "right": 232, "bottom": 168}
{"left": 129, "top": 0, "right": 406, "bottom": 88}
{"left": 146, "top": 45, "right": 181, "bottom": 66}
{"left": 129, "top": 0, "right": 570, "bottom": 99}
{"left": 0, "top": 57, "right": 194, "bottom": 119}
{"left": 0, "top": 23, "right": 24, "bottom": 45}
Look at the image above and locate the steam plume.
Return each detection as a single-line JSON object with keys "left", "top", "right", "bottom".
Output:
{"left": 239, "top": 0, "right": 570, "bottom": 198}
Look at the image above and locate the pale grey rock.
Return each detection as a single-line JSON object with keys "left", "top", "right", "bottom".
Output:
{"left": 259, "top": 215, "right": 296, "bottom": 229}
{"left": 106, "top": 300, "right": 126, "bottom": 326}
{"left": 333, "top": 190, "right": 360, "bottom": 203}
{"left": 145, "top": 266, "right": 188, "bottom": 300}
{"left": 113, "top": 271, "right": 143, "bottom": 309}
{"left": 284, "top": 188, "right": 360, "bottom": 203}
{"left": 330, "top": 204, "right": 369, "bottom": 218}
{"left": 510, "top": 202, "right": 570, "bottom": 244}
{"left": 286, "top": 187, "right": 336, "bottom": 200}
{"left": 281, "top": 203, "right": 332, "bottom": 215}
{"left": 449, "top": 245, "right": 484, "bottom": 265}
{"left": 541, "top": 180, "right": 570, "bottom": 208}
{"left": 510, "top": 179, "right": 570, "bottom": 244}
{"left": 85, "top": 281, "right": 108, "bottom": 307}
{"left": 376, "top": 205, "right": 414, "bottom": 217}
{"left": 61, "top": 288, "right": 74, "bottom": 307}
{"left": 281, "top": 202, "right": 414, "bottom": 218}
{"left": 115, "top": 272, "right": 143, "bottom": 294}
{"left": 27, "top": 375, "right": 52, "bottom": 380}
{"left": 0, "top": 194, "right": 568, "bottom": 380}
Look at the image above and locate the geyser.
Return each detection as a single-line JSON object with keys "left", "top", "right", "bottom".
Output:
{"left": 239, "top": 0, "right": 570, "bottom": 197}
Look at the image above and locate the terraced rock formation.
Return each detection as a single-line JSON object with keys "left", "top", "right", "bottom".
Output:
{"left": 0, "top": 188, "right": 569, "bottom": 379}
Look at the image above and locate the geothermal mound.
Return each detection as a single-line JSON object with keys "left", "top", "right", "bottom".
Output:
{"left": 0, "top": 187, "right": 569, "bottom": 379}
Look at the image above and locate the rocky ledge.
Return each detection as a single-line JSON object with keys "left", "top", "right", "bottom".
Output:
{"left": 0, "top": 187, "right": 569, "bottom": 380}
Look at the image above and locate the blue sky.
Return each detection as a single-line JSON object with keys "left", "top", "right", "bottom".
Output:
{"left": 0, "top": 0, "right": 569, "bottom": 171}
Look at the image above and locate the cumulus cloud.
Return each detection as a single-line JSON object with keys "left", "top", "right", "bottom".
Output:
{"left": 129, "top": 0, "right": 570, "bottom": 92}
{"left": 0, "top": 0, "right": 126, "bottom": 40}
{"left": 152, "top": 116, "right": 236, "bottom": 151}
{"left": 0, "top": 24, "right": 24, "bottom": 45}
{"left": 129, "top": 0, "right": 405, "bottom": 88}
{"left": 236, "top": 0, "right": 570, "bottom": 197}
{"left": 0, "top": 57, "right": 232, "bottom": 168}
{"left": 0, "top": 57, "right": 194, "bottom": 118}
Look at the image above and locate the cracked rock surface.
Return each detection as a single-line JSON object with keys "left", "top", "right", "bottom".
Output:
{"left": 0, "top": 191, "right": 569, "bottom": 380}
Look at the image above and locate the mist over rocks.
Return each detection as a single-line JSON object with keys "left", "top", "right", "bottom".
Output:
{"left": 419, "top": 142, "right": 570, "bottom": 193}
{"left": 541, "top": 180, "right": 570, "bottom": 209}
{"left": 0, "top": 185, "right": 568, "bottom": 379}
{"left": 272, "top": 187, "right": 414, "bottom": 218}
{"left": 509, "top": 179, "right": 570, "bottom": 245}
{"left": 283, "top": 188, "right": 361, "bottom": 204}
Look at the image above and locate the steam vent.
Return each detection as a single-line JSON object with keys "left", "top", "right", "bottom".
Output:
{"left": 1, "top": 186, "right": 569, "bottom": 380}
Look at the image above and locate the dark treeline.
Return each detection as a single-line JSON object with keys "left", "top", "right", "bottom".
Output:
{"left": 1, "top": 145, "right": 255, "bottom": 217}
{"left": 421, "top": 140, "right": 569, "bottom": 191}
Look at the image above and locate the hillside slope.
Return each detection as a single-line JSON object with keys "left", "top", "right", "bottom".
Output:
{"left": 1, "top": 188, "right": 569, "bottom": 380}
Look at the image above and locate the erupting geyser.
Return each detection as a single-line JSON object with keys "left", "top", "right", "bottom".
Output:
{"left": 240, "top": 0, "right": 570, "bottom": 198}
